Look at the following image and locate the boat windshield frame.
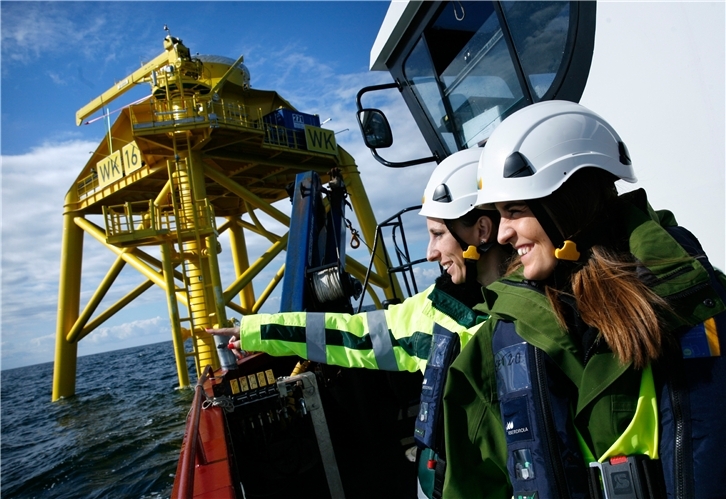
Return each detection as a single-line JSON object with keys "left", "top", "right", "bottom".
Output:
{"left": 383, "top": 0, "right": 595, "bottom": 159}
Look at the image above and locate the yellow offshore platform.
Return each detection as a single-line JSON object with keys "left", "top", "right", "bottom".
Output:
{"left": 52, "top": 31, "right": 400, "bottom": 401}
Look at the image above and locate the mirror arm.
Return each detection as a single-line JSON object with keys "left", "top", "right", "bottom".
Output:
{"left": 356, "top": 82, "right": 401, "bottom": 111}
{"left": 369, "top": 148, "right": 438, "bottom": 168}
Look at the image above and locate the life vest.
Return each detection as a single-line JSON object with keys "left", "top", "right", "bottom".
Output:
{"left": 654, "top": 226, "right": 726, "bottom": 499}
{"left": 492, "top": 321, "right": 589, "bottom": 499}
{"left": 415, "top": 324, "right": 460, "bottom": 499}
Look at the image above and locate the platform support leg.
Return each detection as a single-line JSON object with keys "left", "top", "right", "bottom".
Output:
{"left": 52, "top": 213, "right": 84, "bottom": 401}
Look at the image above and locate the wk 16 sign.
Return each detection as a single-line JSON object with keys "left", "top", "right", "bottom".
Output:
{"left": 304, "top": 125, "right": 337, "bottom": 155}
{"left": 96, "top": 141, "right": 144, "bottom": 188}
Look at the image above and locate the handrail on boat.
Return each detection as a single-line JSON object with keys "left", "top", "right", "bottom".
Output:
{"left": 174, "top": 364, "right": 213, "bottom": 499}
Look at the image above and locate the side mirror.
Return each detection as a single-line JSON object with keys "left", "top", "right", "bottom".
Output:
{"left": 356, "top": 109, "right": 393, "bottom": 149}
{"left": 356, "top": 82, "right": 437, "bottom": 168}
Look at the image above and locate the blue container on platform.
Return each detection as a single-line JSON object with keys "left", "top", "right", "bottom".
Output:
{"left": 263, "top": 108, "right": 321, "bottom": 149}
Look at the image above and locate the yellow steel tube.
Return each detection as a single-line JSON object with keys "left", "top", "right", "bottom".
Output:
{"left": 223, "top": 233, "right": 288, "bottom": 303}
{"left": 135, "top": 250, "right": 184, "bottom": 282}
{"left": 216, "top": 218, "right": 232, "bottom": 234}
{"left": 226, "top": 301, "right": 250, "bottom": 317}
{"left": 238, "top": 217, "right": 282, "bottom": 243}
{"left": 73, "top": 218, "right": 188, "bottom": 305}
{"left": 205, "top": 233, "right": 229, "bottom": 327}
{"left": 161, "top": 242, "right": 191, "bottom": 388}
{"left": 66, "top": 256, "right": 126, "bottom": 343}
{"left": 344, "top": 255, "right": 389, "bottom": 289}
{"left": 52, "top": 212, "right": 84, "bottom": 401}
{"left": 154, "top": 179, "right": 172, "bottom": 207}
{"left": 208, "top": 53, "right": 246, "bottom": 96}
{"left": 252, "top": 264, "right": 286, "bottom": 314}
{"left": 226, "top": 217, "right": 255, "bottom": 310}
{"left": 75, "top": 50, "right": 169, "bottom": 125}
{"left": 340, "top": 161, "right": 402, "bottom": 300}
{"left": 218, "top": 217, "right": 282, "bottom": 244}
{"left": 181, "top": 245, "right": 217, "bottom": 373}
{"left": 362, "top": 284, "right": 383, "bottom": 310}
{"left": 79, "top": 280, "right": 155, "bottom": 341}
{"left": 203, "top": 165, "right": 291, "bottom": 226}
{"left": 244, "top": 200, "right": 279, "bottom": 241}
{"left": 183, "top": 150, "right": 219, "bottom": 372}
{"left": 343, "top": 256, "right": 384, "bottom": 309}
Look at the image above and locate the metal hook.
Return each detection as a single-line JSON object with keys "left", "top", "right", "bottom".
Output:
{"left": 345, "top": 218, "right": 361, "bottom": 249}
{"left": 453, "top": 1, "right": 465, "bottom": 21}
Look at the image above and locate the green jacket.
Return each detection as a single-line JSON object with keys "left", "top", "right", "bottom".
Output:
{"left": 441, "top": 190, "right": 726, "bottom": 498}
{"left": 238, "top": 283, "right": 487, "bottom": 373}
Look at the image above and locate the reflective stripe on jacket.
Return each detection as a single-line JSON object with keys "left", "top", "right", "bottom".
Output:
{"left": 238, "top": 284, "right": 486, "bottom": 373}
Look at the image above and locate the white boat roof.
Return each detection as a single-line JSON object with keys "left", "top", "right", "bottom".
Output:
{"left": 370, "top": 1, "right": 424, "bottom": 71}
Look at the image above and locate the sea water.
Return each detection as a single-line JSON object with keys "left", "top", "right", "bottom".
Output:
{"left": 1, "top": 341, "right": 195, "bottom": 498}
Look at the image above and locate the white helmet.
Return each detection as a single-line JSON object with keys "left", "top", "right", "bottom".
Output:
{"left": 419, "top": 148, "right": 483, "bottom": 220}
{"left": 476, "top": 101, "right": 637, "bottom": 207}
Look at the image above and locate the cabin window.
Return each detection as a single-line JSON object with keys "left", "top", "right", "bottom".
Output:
{"left": 501, "top": 1, "right": 571, "bottom": 99}
{"left": 404, "top": 1, "right": 523, "bottom": 152}
{"left": 401, "top": 1, "right": 577, "bottom": 152}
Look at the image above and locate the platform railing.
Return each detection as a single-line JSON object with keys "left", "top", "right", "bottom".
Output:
{"left": 76, "top": 171, "right": 99, "bottom": 199}
{"left": 102, "top": 198, "right": 216, "bottom": 244}
{"left": 129, "top": 96, "right": 262, "bottom": 131}
{"left": 357, "top": 205, "right": 428, "bottom": 312}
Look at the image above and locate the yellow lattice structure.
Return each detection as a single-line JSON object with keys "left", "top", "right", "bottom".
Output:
{"left": 52, "top": 33, "right": 400, "bottom": 401}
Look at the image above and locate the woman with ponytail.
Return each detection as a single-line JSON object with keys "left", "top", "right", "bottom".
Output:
{"left": 442, "top": 101, "right": 726, "bottom": 499}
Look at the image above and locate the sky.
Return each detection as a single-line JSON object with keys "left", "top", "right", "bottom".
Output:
{"left": 1, "top": 1, "right": 724, "bottom": 371}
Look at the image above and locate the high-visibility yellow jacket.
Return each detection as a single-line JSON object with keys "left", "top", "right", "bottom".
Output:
{"left": 237, "top": 283, "right": 488, "bottom": 373}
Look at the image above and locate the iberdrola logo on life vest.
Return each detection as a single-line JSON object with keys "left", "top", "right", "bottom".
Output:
{"left": 502, "top": 395, "right": 532, "bottom": 443}
{"left": 506, "top": 420, "right": 530, "bottom": 437}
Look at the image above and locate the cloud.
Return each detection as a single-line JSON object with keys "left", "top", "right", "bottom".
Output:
{"left": 47, "top": 71, "right": 67, "bottom": 85}
{"left": 1, "top": 3, "right": 108, "bottom": 63}
{"left": 414, "top": 266, "right": 441, "bottom": 288}
{"left": 1, "top": 140, "right": 100, "bottom": 321}
{"left": 1, "top": 141, "right": 98, "bottom": 317}
{"left": 84, "top": 316, "right": 168, "bottom": 344}
{"left": 1, "top": 2, "right": 165, "bottom": 90}
{"left": 1, "top": 139, "right": 174, "bottom": 369}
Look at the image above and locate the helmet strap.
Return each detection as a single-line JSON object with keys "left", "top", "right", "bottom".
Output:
{"left": 527, "top": 199, "right": 581, "bottom": 262}
{"left": 445, "top": 220, "right": 494, "bottom": 261}
{"left": 444, "top": 219, "right": 471, "bottom": 253}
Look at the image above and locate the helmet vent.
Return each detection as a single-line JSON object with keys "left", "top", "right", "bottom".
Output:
{"left": 618, "top": 141, "right": 631, "bottom": 165}
{"left": 432, "top": 183, "right": 453, "bottom": 203}
{"left": 503, "top": 152, "right": 535, "bottom": 178}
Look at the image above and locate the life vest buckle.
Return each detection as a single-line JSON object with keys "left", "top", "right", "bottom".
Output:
{"left": 587, "top": 455, "right": 665, "bottom": 499}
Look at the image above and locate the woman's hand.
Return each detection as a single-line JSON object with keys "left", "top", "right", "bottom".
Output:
{"left": 206, "top": 327, "right": 240, "bottom": 342}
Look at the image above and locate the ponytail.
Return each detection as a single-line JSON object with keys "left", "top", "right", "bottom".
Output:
{"left": 566, "top": 247, "right": 667, "bottom": 368}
